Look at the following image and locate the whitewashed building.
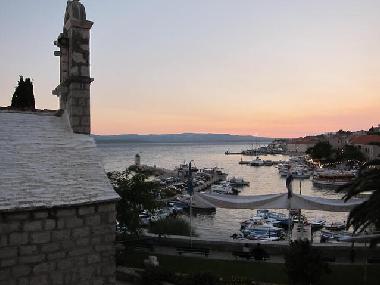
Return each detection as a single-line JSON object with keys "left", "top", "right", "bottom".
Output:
{"left": 286, "top": 137, "right": 321, "bottom": 153}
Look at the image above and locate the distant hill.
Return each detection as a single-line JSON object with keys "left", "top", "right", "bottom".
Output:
{"left": 93, "top": 133, "right": 272, "bottom": 144}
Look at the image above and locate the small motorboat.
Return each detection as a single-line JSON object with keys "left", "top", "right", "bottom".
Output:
{"left": 324, "top": 222, "right": 346, "bottom": 231}
{"left": 309, "top": 219, "right": 326, "bottom": 231}
{"left": 263, "top": 160, "right": 274, "bottom": 166}
{"left": 250, "top": 157, "right": 264, "bottom": 166}
{"left": 320, "top": 230, "right": 352, "bottom": 243}
{"left": 211, "top": 182, "right": 235, "bottom": 195}
{"left": 228, "top": 176, "right": 250, "bottom": 187}
{"left": 292, "top": 169, "right": 311, "bottom": 179}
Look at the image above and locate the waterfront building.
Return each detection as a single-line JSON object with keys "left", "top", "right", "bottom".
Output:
{"left": 325, "top": 131, "right": 352, "bottom": 149}
{"left": 0, "top": 1, "right": 119, "bottom": 284}
{"left": 350, "top": 135, "right": 380, "bottom": 161}
{"left": 286, "top": 137, "right": 322, "bottom": 153}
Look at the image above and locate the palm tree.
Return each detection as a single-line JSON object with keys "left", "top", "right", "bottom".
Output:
{"left": 338, "top": 160, "right": 380, "bottom": 233}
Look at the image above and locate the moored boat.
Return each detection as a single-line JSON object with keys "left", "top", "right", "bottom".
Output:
{"left": 324, "top": 222, "right": 346, "bottom": 231}
{"left": 312, "top": 170, "right": 357, "bottom": 189}
{"left": 228, "top": 176, "right": 250, "bottom": 187}
{"left": 250, "top": 157, "right": 264, "bottom": 166}
{"left": 211, "top": 182, "right": 236, "bottom": 195}
{"left": 263, "top": 160, "right": 274, "bottom": 166}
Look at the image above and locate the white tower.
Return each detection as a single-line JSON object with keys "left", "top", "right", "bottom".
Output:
{"left": 135, "top": 153, "right": 141, "bottom": 167}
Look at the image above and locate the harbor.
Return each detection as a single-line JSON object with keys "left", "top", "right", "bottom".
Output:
{"left": 99, "top": 141, "right": 361, "bottom": 243}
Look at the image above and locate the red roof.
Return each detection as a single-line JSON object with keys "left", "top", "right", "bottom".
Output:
{"left": 350, "top": 135, "right": 380, "bottom": 145}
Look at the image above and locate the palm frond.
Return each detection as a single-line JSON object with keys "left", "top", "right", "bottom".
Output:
{"left": 337, "top": 164, "right": 380, "bottom": 233}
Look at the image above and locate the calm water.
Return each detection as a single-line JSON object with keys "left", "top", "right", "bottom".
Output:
{"left": 97, "top": 142, "right": 347, "bottom": 240}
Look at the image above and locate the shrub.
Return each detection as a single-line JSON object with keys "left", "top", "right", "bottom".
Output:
{"left": 184, "top": 272, "right": 221, "bottom": 285}
{"left": 160, "top": 187, "right": 178, "bottom": 199}
{"left": 148, "top": 217, "right": 197, "bottom": 237}
{"left": 285, "top": 240, "right": 330, "bottom": 285}
{"left": 107, "top": 170, "right": 160, "bottom": 236}
{"left": 141, "top": 267, "right": 177, "bottom": 285}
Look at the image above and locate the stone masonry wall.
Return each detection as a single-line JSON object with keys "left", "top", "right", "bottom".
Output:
{"left": 0, "top": 202, "right": 116, "bottom": 285}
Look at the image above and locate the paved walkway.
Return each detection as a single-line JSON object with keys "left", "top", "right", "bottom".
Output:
{"left": 149, "top": 245, "right": 370, "bottom": 265}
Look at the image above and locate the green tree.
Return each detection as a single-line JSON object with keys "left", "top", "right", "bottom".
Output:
{"left": 11, "top": 76, "right": 35, "bottom": 110}
{"left": 107, "top": 170, "right": 159, "bottom": 236}
{"left": 306, "top": 141, "right": 333, "bottom": 160}
{"left": 338, "top": 160, "right": 380, "bottom": 233}
{"left": 336, "top": 145, "right": 365, "bottom": 162}
{"left": 285, "top": 240, "right": 330, "bottom": 285}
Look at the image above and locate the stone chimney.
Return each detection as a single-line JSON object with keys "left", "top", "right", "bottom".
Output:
{"left": 53, "top": 0, "right": 93, "bottom": 134}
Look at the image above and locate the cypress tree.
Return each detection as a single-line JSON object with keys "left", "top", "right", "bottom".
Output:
{"left": 11, "top": 76, "right": 36, "bottom": 110}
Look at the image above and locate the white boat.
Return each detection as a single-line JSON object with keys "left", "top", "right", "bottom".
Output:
{"left": 242, "top": 223, "right": 283, "bottom": 240}
{"left": 277, "top": 162, "right": 312, "bottom": 179}
{"left": 308, "top": 219, "right": 326, "bottom": 231}
{"left": 320, "top": 230, "right": 352, "bottom": 242}
{"left": 277, "top": 164, "right": 291, "bottom": 176}
{"left": 149, "top": 208, "right": 171, "bottom": 222}
{"left": 292, "top": 169, "right": 311, "bottom": 179}
{"left": 175, "top": 162, "right": 198, "bottom": 176}
{"left": 228, "top": 176, "right": 250, "bottom": 187}
{"left": 241, "top": 216, "right": 282, "bottom": 231}
{"left": 250, "top": 157, "right": 264, "bottom": 166}
{"left": 202, "top": 167, "right": 228, "bottom": 181}
{"left": 211, "top": 182, "right": 234, "bottom": 195}
{"left": 139, "top": 213, "right": 150, "bottom": 226}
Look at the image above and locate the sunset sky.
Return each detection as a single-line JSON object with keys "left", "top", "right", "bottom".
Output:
{"left": 1, "top": 0, "right": 379, "bottom": 138}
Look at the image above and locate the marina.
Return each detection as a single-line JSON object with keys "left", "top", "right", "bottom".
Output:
{"left": 225, "top": 140, "right": 286, "bottom": 156}
{"left": 98, "top": 142, "right": 358, "bottom": 242}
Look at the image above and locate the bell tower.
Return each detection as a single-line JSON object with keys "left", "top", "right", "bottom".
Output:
{"left": 53, "top": 0, "right": 93, "bottom": 134}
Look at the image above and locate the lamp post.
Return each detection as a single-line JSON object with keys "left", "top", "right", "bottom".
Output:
{"left": 188, "top": 160, "right": 194, "bottom": 248}
{"left": 286, "top": 166, "right": 294, "bottom": 243}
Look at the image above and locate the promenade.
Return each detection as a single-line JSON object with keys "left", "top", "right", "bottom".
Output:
{"left": 138, "top": 234, "right": 380, "bottom": 264}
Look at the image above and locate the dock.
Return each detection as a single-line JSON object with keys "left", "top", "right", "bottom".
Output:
{"left": 225, "top": 151, "right": 243, "bottom": 155}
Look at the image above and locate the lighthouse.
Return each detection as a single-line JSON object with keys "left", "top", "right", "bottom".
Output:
{"left": 135, "top": 153, "right": 141, "bottom": 167}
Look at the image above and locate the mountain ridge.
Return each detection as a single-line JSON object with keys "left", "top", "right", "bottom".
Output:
{"left": 93, "top": 133, "right": 273, "bottom": 143}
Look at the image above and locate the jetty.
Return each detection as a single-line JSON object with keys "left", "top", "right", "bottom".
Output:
{"left": 225, "top": 150, "right": 243, "bottom": 155}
